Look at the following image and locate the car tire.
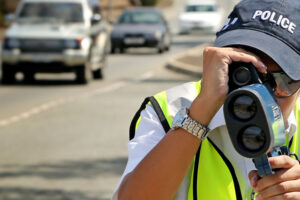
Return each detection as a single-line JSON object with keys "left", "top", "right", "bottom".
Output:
{"left": 164, "top": 35, "right": 171, "bottom": 52}
{"left": 111, "top": 46, "right": 116, "bottom": 54}
{"left": 158, "top": 46, "right": 164, "bottom": 54}
{"left": 165, "top": 45, "right": 170, "bottom": 51}
{"left": 93, "top": 68, "right": 103, "bottom": 79}
{"left": 91, "top": 42, "right": 107, "bottom": 79}
{"left": 1, "top": 64, "right": 15, "bottom": 84}
{"left": 119, "top": 47, "right": 125, "bottom": 54}
{"left": 158, "top": 38, "right": 165, "bottom": 54}
{"left": 75, "top": 65, "right": 91, "bottom": 84}
{"left": 93, "top": 52, "right": 106, "bottom": 79}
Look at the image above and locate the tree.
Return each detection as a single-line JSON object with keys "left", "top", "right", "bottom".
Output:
{"left": 130, "top": 0, "right": 142, "bottom": 6}
{"left": 0, "top": 0, "right": 5, "bottom": 26}
{"left": 140, "top": 0, "right": 158, "bottom": 6}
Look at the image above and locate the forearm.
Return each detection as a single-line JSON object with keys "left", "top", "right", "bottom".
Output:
{"left": 118, "top": 128, "right": 201, "bottom": 200}
{"left": 118, "top": 95, "right": 219, "bottom": 199}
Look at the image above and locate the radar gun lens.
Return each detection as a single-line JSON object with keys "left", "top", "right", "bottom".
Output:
{"left": 233, "top": 95, "right": 257, "bottom": 120}
{"left": 241, "top": 126, "right": 265, "bottom": 151}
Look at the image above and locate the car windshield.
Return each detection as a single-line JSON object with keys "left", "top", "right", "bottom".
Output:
{"left": 118, "top": 11, "right": 162, "bottom": 24}
{"left": 186, "top": 5, "right": 216, "bottom": 12}
{"left": 17, "top": 2, "right": 84, "bottom": 24}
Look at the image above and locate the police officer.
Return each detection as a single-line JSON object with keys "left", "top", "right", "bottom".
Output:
{"left": 113, "top": 0, "right": 300, "bottom": 199}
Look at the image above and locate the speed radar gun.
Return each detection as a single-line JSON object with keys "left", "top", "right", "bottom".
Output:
{"left": 223, "top": 62, "right": 289, "bottom": 178}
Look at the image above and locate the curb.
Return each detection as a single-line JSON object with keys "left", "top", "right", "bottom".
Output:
{"left": 165, "top": 60, "right": 202, "bottom": 77}
{"left": 166, "top": 43, "right": 212, "bottom": 77}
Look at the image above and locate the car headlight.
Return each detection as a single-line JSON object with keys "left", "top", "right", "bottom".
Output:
{"left": 4, "top": 38, "right": 21, "bottom": 49}
{"left": 80, "top": 38, "right": 90, "bottom": 50}
{"left": 154, "top": 31, "right": 162, "bottom": 39}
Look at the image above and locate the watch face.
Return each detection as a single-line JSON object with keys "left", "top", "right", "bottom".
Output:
{"left": 172, "top": 108, "right": 187, "bottom": 127}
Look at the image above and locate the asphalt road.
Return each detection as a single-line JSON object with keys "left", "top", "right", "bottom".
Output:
{"left": 0, "top": 0, "right": 236, "bottom": 199}
{"left": 0, "top": 35, "right": 214, "bottom": 200}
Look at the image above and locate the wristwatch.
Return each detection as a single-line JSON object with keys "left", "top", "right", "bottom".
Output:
{"left": 172, "top": 108, "right": 210, "bottom": 140}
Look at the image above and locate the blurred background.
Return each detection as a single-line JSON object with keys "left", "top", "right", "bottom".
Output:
{"left": 0, "top": 0, "right": 239, "bottom": 199}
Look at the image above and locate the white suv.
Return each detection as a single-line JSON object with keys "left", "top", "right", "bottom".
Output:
{"left": 1, "top": 0, "right": 110, "bottom": 84}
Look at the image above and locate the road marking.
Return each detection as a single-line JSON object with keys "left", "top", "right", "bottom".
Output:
{"left": 0, "top": 82, "right": 125, "bottom": 127}
{"left": 139, "top": 71, "right": 154, "bottom": 80}
{"left": 0, "top": 71, "right": 155, "bottom": 127}
{"left": 83, "top": 81, "right": 127, "bottom": 98}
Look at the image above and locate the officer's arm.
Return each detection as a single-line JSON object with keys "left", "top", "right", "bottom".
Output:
{"left": 117, "top": 94, "right": 214, "bottom": 200}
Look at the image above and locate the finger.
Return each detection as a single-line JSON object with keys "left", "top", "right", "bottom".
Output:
{"left": 257, "top": 192, "right": 300, "bottom": 200}
{"left": 255, "top": 166, "right": 300, "bottom": 192}
{"left": 225, "top": 46, "right": 260, "bottom": 59}
{"left": 256, "top": 179, "right": 300, "bottom": 199}
{"left": 225, "top": 49, "right": 267, "bottom": 74}
{"left": 269, "top": 155, "right": 299, "bottom": 169}
{"left": 203, "top": 47, "right": 265, "bottom": 72}
{"left": 248, "top": 170, "right": 259, "bottom": 188}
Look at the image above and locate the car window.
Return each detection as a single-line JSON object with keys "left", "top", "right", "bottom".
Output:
{"left": 18, "top": 2, "right": 84, "bottom": 23}
{"left": 186, "top": 5, "right": 216, "bottom": 12}
{"left": 118, "top": 11, "right": 162, "bottom": 24}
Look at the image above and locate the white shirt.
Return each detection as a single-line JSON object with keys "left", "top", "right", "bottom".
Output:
{"left": 113, "top": 104, "right": 297, "bottom": 199}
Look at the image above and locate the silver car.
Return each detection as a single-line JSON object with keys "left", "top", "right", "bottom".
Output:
{"left": 1, "top": 0, "right": 110, "bottom": 84}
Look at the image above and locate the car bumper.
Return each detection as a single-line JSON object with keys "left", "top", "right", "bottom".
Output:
{"left": 2, "top": 49, "right": 88, "bottom": 67}
{"left": 179, "top": 22, "right": 217, "bottom": 32}
{"left": 111, "top": 37, "right": 160, "bottom": 48}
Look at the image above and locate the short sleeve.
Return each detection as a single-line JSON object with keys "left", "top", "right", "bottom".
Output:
{"left": 112, "top": 104, "right": 166, "bottom": 199}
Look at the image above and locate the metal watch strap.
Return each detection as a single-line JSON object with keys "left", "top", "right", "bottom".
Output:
{"left": 182, "top": 117, "right": 210, "bottom": 140}
{"left": 172, "top": 108, "right": 210, "bottom": 140}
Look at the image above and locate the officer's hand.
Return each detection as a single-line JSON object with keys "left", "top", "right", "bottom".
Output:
{"left": 201, "top": 47, "right": 266, "bottom": 104}
{"left": 248, "top": 155, "right": 300, "bottom": 200}
{"left": 189, "top": 47, "right": 267, "bottom": 125}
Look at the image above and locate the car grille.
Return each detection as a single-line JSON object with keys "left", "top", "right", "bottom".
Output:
{"left": 20, "top": 39, "right": 65, "bottom": 53}
{"left": 125, "top": 34, "right": 144, "bottom": 38}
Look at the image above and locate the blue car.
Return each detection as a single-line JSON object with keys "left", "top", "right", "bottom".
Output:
{"left": 110, "top": 7, "right": 171, "bottom": 54}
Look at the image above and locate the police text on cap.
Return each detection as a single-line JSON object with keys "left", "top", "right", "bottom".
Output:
{"left": 252, "top": 10, "right": 296, "bottom": 34}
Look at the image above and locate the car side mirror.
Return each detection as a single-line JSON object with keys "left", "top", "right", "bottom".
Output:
{"left": 91, "top": 14, "right": 101, "bottom": 25}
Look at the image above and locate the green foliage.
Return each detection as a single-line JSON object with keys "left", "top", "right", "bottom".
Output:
{"left": 0, "top": 12, "right": 4, "bottom": 26}
{"left": 0, "top": 0, "right": 5, "bottom": 26}
{"left": 141, "top": 0, "right": 158, "bottom": 6}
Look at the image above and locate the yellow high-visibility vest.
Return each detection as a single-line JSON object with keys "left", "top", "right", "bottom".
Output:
{"left": 129, "top": 80, "right": 299, "bottom": 200}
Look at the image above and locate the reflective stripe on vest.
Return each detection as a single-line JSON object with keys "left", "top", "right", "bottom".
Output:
{"left": 291, "top": 98, "right": 300, "bottom": 157}
{"left": 188, "top": 138, "right": 240, "bottom": 200}
{"left": 130, "top": 80, "right": 300, "bottom": 200}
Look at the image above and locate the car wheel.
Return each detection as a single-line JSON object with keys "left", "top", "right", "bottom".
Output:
{"left": 119, "top": 47, "right": 126, "bottom": 54}
{"left": 93, "top": 55, "right": 106, "bottom": 79}
{"left": 2, "top": 64, "right": 15, "bottom": 84}
{"left": 91, "top": 45, "right": 107, "bottom": 79}
{"left": 111, "top": 46, "right": 116, "bottom": 54}
{"left": 158, "top": 46, "right": 164, "bottom": 54}
{"left": 93, "top": 68, "right": 103, "bottom": 79}
{"left": 157, "top": 38, "right": 165, "bottom": 54}
{"left": 165, "top": 45, "right": 170, "bottom": 51}
{"left": 164, "top": 35, "right": 171, "bottom": 52}
{"left": 75, "top": 65, "right": 91, "bottom": 84}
